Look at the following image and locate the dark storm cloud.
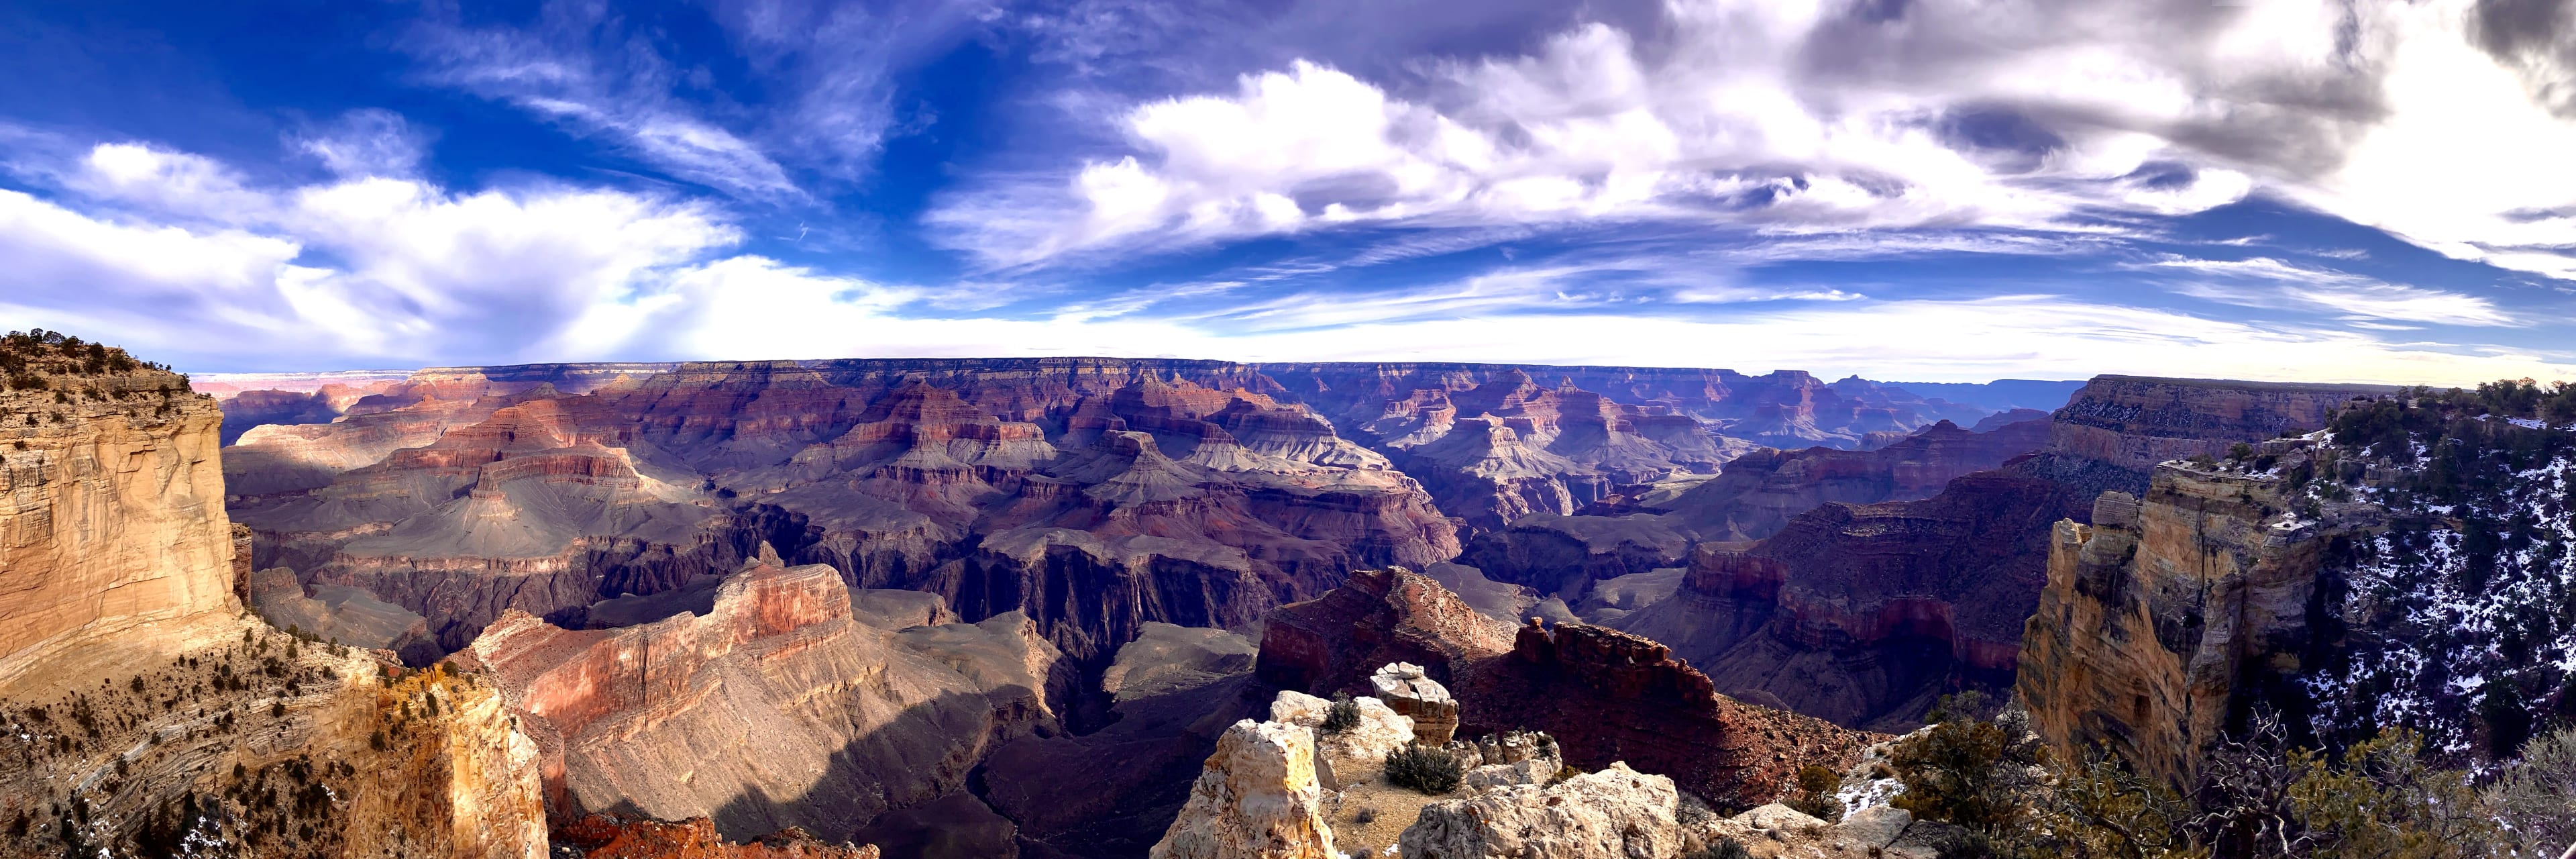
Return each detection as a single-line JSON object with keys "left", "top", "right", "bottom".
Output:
{"left": 2471, "top": 0, "right": 2576, "bottom": 117}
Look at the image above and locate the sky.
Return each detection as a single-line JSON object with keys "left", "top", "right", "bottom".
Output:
{"left": 3, "top": 0, "right": 2575, "bottom": 383}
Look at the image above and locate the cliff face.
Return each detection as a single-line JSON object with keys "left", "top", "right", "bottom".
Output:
{"left": 2015, "top": 451, "right": 2365, "bottom": 788}
{"left": 1459, "top": 417, "right": 2049, "bottom": 597}
{"left": 1, "top": 351, "right": 241, "bottom": 690}
{"left": 1256, "top": 568, "right": 1876, "bottom": 809}
{"left": 457, "top": 554, "right": 1066, "bottom": 844}
{"left": 1615, "top": 470, "right": 2092, "bottom": 731}
{"left": 2045, "top": 375, "right": 2396, "bottom": 487}
{"left": 224, "top": 362, "right": 1458, "bottom": 666}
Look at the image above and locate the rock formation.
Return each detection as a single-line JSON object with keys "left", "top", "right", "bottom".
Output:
{"left": 221, "top": 361, "right": 1461, "bottom": 668}
{"left": 1397, "top": 762, "right": 1684, "bottom": 859}
{"left": 1613, "top": 470, "right": 2093, "bottom": 731}
{"left": 2017, "top": 448, "right": 2369, "bottom": 788}
{"left": 978, "top": 622, "right": 1271, "bottom": 857}
{"left": 0, "top": 626, "right": 551, "bottom": 857}
{"left": 555, "top": 814, "right": 882, "bottom": 858}
{"left": 1148, "top": 719, "right": 1338, "bottom": 859}
{"left": 1257, "top": 567, "right": 1876, "bottom": 809}
{"left": 2040, "top": 374, "right": 2396, "bottom": 492}
{"left": 1, "top": 340, "right": 241, "bottom": 689}
{"left": 455, "top": 554, "right": 1064, "bottom": 844}
{"left": 1459, "top": 415, "right": 2051, "bottom": 597}
{"left": 1371, "top": 662, "right": 1460, "bottom": 744}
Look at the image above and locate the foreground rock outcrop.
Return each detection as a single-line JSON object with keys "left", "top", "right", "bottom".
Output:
{"left": 1257, "top": 567, "right": 1876, "bottom": 809}
{"left": 1149, "top": 719, "right": 1338, "bottom": 859}
{"left": 2017, "top": 445, "right": 2375, "bottom": 788}
{"left": 1399, "top": 762, "right": 1684, "bottom": 859}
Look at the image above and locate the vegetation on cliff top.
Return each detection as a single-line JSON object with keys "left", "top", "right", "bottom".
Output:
{"left": 1884, "top": 700, "right": 2572, "bottom": 859}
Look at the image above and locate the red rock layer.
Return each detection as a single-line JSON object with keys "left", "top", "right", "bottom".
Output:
{"left": 1255, "top": 567, "right": 1875, "bottom": 809}
{"left": 1460, "top": 416, "right": 2051, "bottom": 597}
{"left": 555, "top": 815, "right": 880, "bottom": 858}
{"left": 1614, "top": 469, "right": 2094, "bottom": 730}
{"left": 456, "top": 556, "right": 1065, "bottom": 844}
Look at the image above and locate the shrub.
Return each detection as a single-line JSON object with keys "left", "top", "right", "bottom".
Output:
{"left": 1385, "top": 743, "right": 1463, "bottom": 795}
{"left": 2483, "top": 725, "right": 2576, "bottom": 856}
{"left": 1684, "top": 838, "right": 1752, "bottom": 859}
{"left": 1785, "top": 763, "right": 1844, "bottom": 822}
{"left": 1320, "top": 693, "right": 1360, "bottom": 734}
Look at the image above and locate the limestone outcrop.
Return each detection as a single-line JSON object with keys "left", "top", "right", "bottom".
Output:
{"left": 1397, "top": 762, "right": 1684, "bottom": 859}
{"left": 2017, "top": 452, "right": 2369, "bottom": 789}
{"left": 1372, "top": 662, "right": 1460, "bottom": 744}
{"left": 1148, "top": 718, "right": 1338, "bottom": 859}
{"left": 1, "top": 340, "right": 241, "bottom": 689}
{"left": 2043, "top": 374, "right": 2395, "bottom": 489}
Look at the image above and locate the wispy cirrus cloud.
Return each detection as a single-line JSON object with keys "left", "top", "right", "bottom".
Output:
{"left": 2141, "top": 255, "right": 2520, "bottom": 327}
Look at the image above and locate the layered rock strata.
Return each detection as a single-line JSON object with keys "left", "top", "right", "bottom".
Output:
{"left": 2017, "top": 452, "right": 2371, "bottom": 789}
{"left": 456, "top": 555, "right": 1067, "bottom": 844}
{"left": 1371, "top": 662, "right": 1460, "bottom": 745}
{"left": 1, "top": 353, "right": 241, "bottom": 689}
{"left": 223, "top": 363, "right": 1460, "bottom": 667}
{"left": 1613, "top": 470, "right": 2093, "bottom": 731}
{"left": 1256, "top": 567, "right": 1876, "bottom": 809}
{"left": 1461, "top": 416, "right": 2049, "bottom": 597}
{"left": 0, "top": 626, "right": 550, "bottom": 857}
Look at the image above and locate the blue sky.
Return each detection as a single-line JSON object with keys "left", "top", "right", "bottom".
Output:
{"left": 3, "top": 0, "right": 2575, "bottom": 383}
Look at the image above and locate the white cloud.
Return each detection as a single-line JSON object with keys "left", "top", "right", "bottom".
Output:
{"left": 291, "top": 109, "right": 433, "bottom": 179}
{"left": 2, "top": 142, "right": 737, "bottom": 366}
{"left": 932, "top": 0, "right": 2576, "bottom": 281}
{"left": 2143, "top": 255, "right": 2520, "bottom": 327}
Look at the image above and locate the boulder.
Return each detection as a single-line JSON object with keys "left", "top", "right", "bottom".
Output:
{"left": 1269, "top": 690, "right": 1415, "bottom": 780}
{"left": 1397, "top": 762, "right": 1682, "bottom": 859}
{"left": 1371, "top": 662, "right": 1461, "bottom": 744}
{"left": 1150, "top": 719, "right": 1337, "bottom": 859}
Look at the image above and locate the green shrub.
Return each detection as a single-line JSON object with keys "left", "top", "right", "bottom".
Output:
{"left": 1684, "top": 838, "right": 1752, "bottom": 859}
{"left": 1320, "top": 693, "right": 1360, "bottom": 734}
{"left": 1385, "top": 743, "right": 1462, "bottom": 795}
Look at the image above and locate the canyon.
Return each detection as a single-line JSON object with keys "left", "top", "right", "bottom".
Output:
{"left": 0, "top": 346, "right": 2436, "bottom": 857}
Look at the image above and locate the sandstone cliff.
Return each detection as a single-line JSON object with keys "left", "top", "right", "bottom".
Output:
{"left": 1, "top": 336, "right": 241, "bottom": 691}
{"left": 0, "top": 625, "right": 550, "bottom": 857}
{"left": 2016, "top": 450, "right": 2367, "bottom": 788}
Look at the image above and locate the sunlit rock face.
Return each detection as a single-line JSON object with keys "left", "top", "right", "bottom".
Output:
{"left": 1, "top": 352, "right": 241, "bottom": 688}
{"left": 219, "top": 359, "right": 1462, "bottom": 664}
{"left": 457, "top": 554, "right": 1069, "bottom": 844}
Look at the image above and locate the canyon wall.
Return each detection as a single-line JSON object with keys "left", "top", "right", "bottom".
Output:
{"left": 1616, "top": 469, "right": 2092, "bottom": 731}
{"left": 458, "top": 552, "right": 1067, "bottom": 844}
{"left": 2015, "top": 448, "right": 2367, "bottom": 788}
{"left": 1, "top": 353, "right": 241, "bottom": 689}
